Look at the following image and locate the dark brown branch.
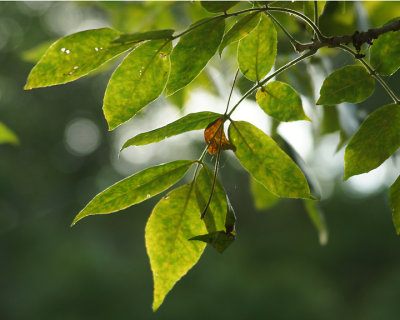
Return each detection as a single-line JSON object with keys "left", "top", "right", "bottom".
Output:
{"left": 295, "top": 19, "right": 400, "bottom": 55}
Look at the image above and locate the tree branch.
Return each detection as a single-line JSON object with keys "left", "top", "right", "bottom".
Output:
{"left": 295, "top": 19, "right": 400, "bottom": 54}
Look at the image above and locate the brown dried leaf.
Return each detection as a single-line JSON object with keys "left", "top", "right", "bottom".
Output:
{"left": 204, "top": 117, "right": 236, "bottom": 155}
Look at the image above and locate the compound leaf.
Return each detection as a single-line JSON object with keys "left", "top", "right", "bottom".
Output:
{"left": 256, "top": 81, "right": 310, "bottom": 122}
{"left": 195, "top": 166, "right": 227, "bottom": 233}
{"left": 238, "top": 14, "right": 277, "bottom": 81}
{"left": 317, "top": 66, "right": 374, "bottom": 105}
{"left": 201, "top": 1, "right": 239, "bottom": 13}
{"left": 389, "top": 175, "right": 400, "bottom": 235}
{"left": 25, "top": 28, "right": 132, "bottom": 89}
{"left": 166, "top": 18, "right": 225, "bottom": 95}
{"left": 103, "top": 39, "right": 172, "bottom": 130}
{"left": 112, "top": 29, "right": 174, "bottom": 44}
{"left": 72, "top": 160, "right": 194, "bottom": 225}
{"left": 370, "top": 23, "right": 400, "bottom": 76}
{"left": 121, "top": 111, "right": 221, "bottom": 150}
{"left": 344, "top": 104, "right": 400, "bottom": 180}
{"left": 228, "top": 121, "right": 312, "bottom": 199}
{"left": 219, "top": 12, "right": 261, "bottom": 55}
{"left": 146, "top": 184, "right": 206, "bottom": 311}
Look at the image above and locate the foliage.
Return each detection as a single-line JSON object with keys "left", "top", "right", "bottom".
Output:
{"left": 23, "top": 1, "right": 400, "bottom": 311}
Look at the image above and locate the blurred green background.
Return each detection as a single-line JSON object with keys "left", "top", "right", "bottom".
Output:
{"left": 2, "top": 2, "right": 400, "bottom": 319}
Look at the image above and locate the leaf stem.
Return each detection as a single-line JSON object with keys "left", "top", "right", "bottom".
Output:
{"left": 227, "top": 49, "right": 317, "bottom": 117}
{"left": 265, "top": 11, "right": 301, "bottom": 52}
{"left": 339, "top": 45, "right": 400, "bottom": 104}
{"left": 224, "top": 69, "right": 240, "bottom": 114}
{"left": 313, "top": 1, "right": 319, "bottom": 40}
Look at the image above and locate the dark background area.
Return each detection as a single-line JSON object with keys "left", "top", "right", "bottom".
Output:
{"left": 1, "top": 2, "right": 400, "bottom": 319}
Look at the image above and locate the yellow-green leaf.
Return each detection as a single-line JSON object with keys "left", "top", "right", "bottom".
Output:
{"left": 344, "top": 104, "right": 400, "bottom": 180}
{"left": 219, "top": 12, "right": 261, "bottom": 55}
{"left": 250, "top": 177, "right": 280, "bottom": 210}
{"left": 25, "top": 28, "right": 132, "bottom": 89}
{"left": 317, "top": 66, "right": 374, "bottom": 105}
{"left": 72, "top": 160, "right": 194, "bottom": 225}
{"left": 121, "top": 111, "right": 221, "bottom": 150}
{"left": 303, "top": 200, "right": 328, "bottom": 246}
{"left": 370, "top": 22, "right": 400, "bottom": 76}
{"left": 0, "top": 122, "right": 19, "bottom": 146}
{"left": 195, "top": 166, "right": 227, "bottom": 233}
{"left": 146, "top": 184, "right": 206, "bottom": 311}
{"left": 228, "top": 121, "right": 312, "bottom": 199}
{"left": 389, "top": 175, "right": 400, "bottom": 235}
{"left": 256, "top": 81, "right": 310, "bottom": 122}
{"left": 166, "top": 17, "right": 225, "bottom": 95}
{"left": 112, "top": 29, "right": 174, "bottom": 44}
{"left": 237, "top": 14, "right": 277, "bottom": 81}
{"left": 201, "top": 1, "right": 239, "bottom": 13}
{"left": 103, "top": 39, "right": 172, "bottom": 130}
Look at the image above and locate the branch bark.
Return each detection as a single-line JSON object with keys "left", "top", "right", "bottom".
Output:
{"left": 295, "top": 19, "right": 400, "bottom": 56}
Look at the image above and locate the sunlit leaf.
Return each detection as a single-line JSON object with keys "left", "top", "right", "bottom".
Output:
{"left": 25, "top": 28, "right": 132, "bottom": 89}
{"left": 146, "top": 184, "right": 206, "bottom": 311}
{"left": 317, "top": 66, "right": 374, "bottom": 105}
{"left": 166, "top": 17, "right": 225, "bottom": 95}
{"left": 238, "top": 14, "right": 277, "bottom": 81}
{"left": 121, "top": 112, "right": 221, "bottom": 150}
{"left": 219, "top": 12, "right": 261, "bottom": 55}
{"left": 112, "top": 29, "right": 174, "bottom": 44}
{"left": 370, "top": 24, "right": 400, "bottom": 75}
{"left": 201, "top": 1, "right": 239, "bottom": 13}
{"left": 256, "top": 81, "right": 310, "bottom": 122}
{"left": 228, "top": 121, "right": 312, "bottom": 199}
{"left": 204, "top": 117, "right": 236, "bottom": 155}
{"left": 344, "top": 104, "right": 400, "bottom": 180}
{"left": 0, "top": 122, "right": 19, "bottom": 146}
{"left": 250, "top": 177, "right": 280, "bottom": 210}
{"left": 190, "top": 231, "right": 235, "bottom": 253}
{"left": 103, "top": 39, "right": 172, "bottom": 130}
{"left": 303, "top": 200, "right": 328, "bottom": 246}
{"left": 389, "top": 175, "right": 400, "bottom": 235}
{"left": 72, "top": 160, "right": 194, "bottom": 225}
{"left": 195, "top": 166, "right": 227, "bottom": 232}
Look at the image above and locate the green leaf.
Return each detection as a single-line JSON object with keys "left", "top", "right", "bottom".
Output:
{"left": 112, "top": 29, "right": 174, "bottom": 44}
{"left": 219, "top": 12, "right": 261, "bottom": 55}
{"left": 237, "top": 14, "right": 277, "bottom": 81}
{"left": 121, "top": 111, "right": 221, "bottom": 150}
{"left": 344, "top": 104, "right": 400, "bottom": 180}
{"left": 190, "top": 231, "right": 235, "bottom": 254}
{"left": 25, "top": 28, "right": 132, "bottom": 89}
{"left": 103, "top": 39, "right": 172, "bottom": 130}
{"left": 250, "top": 177, "right": 280, "bottom": 210}
{"left": 303, "top": 1, "right": 327, "bottom": 33}
{"left": 195, "top": 166, "right": 227, "bottom": 233}
{"left": 228, "top": 121, "right": 312, "bottom": 199}
{"left": 303, "top": 200, "right": 328, "bottom": 246}
{"left": 321, "top": 106, "right": 341, "bottom": 134}
{"left": 72, "top": 160, "right": 194, "bottom": 225}
{"left": 317, "top": 66, "right": 374, "bottom": 105}
{"left": 256, "top": 81, "right": 310, "bottom": 122}
{"left": 166, "top": 17, "right": 225, "bottom": 95}
{"left": 146, "top": 184, "right": 206, "bottom": 311}
{"left": 0, "top": 122, "right": 19, "bottom": 146}
{"left": 370, "top": 23, "right": 400, "bottom": 76}
{"left": 389, "top": 175, "right": 400, "bottom": 235}
{"left": 200, "top": 1, "right": 239, "bottom": 13}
